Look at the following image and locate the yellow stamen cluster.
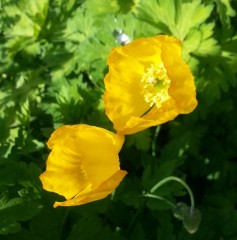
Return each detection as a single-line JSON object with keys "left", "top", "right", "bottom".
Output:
{"left": 141, "top": 63, "right": 171, "bottom": 107}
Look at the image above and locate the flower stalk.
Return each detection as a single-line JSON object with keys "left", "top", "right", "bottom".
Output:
{"left": 149, "top": 176, "right": 195, "bottom": 211}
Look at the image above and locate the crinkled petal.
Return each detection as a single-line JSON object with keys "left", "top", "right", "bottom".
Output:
{"left": 40, "top": 124, "right": 125, "bottom": 200}
{"left": 104, "top": 35, "right": 197, "bottom": 135}
{"left": 46, "top": 125, "right": 74, "bottom": 149}
{"left": 104, "top": 51, "right": 150, "bottom": 131}
{"left": 40, "top": 142, "right": 90, "bottom": 200}
{"left": 111, "top": 37, "right": 161, "bottom": 63}
{"left": 53, "top": 170, "right": 127, "bottom": 207}
{"left": 75, "top": 125, "right": 125, "bottom": 188}
{"left": 118, "top": 101, "right": 179, "bottom": 135}
{"left": 158, "top": 35, "right": 198, "bottom": 113}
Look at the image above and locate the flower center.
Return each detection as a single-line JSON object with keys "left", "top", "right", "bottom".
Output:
{"left": 141, "top": 63, "right": 171, "bottom": 108}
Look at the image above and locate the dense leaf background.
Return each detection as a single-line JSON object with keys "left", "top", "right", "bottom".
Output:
{"left": 1, "top": 0, "right": 237, "bottom": 239}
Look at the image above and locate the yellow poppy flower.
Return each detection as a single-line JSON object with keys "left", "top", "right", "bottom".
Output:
{"left": 40, "top": 124, "right": 127, "bottom": 207}
{"left": 104, "top": 35, "right": 198, "bottom": 135}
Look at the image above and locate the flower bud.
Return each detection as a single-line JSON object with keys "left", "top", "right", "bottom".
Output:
{"left": 173, "top": 202, "right": 201, "bottom": 234}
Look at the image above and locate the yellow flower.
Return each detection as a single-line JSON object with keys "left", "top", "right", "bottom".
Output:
{"left": 104, "top": 35, "right": 198, "bottom": 135}
{"left": 40, "top": 124, "right": 127, "bottom": 207}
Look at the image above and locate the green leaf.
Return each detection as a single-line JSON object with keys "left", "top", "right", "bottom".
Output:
{"left": 216, "top": 0, "right": 236, "bottom": 27}
{"left": 0, "top": 190, "right": 42, "bottom": 235}
{"left": 67, "top": 216, "right": 125, "bottom": 240}
{"left": 129, "top": 223, "right": 146, "bottom": 240}
{"left": 156, "top": 211, "right": 176, "bottom": 240}
{"left": 0, "top": 221, "right": 21, "bottom": 235}
{"left": 2, "top": 0, "right": 49, "bottom": 67}
{"left": 136, "top": 0, "right": 213, "bottom": 40}
{"left": 3, "top": 0, "right": 49, "bottom": 38}
{"left": 182, "top": 23, "right": 220, "bottom": 64}
{"left": 125, "top": 130, "right": 152, "bottom": 151}
{"left": 85, "top": 0, "right": 137, "bottom": 15}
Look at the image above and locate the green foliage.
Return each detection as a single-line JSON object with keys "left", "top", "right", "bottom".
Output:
{"left": 1, "top": 0, "right": 237, "bottom": 239}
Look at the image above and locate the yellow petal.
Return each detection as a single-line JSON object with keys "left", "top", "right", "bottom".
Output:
{"left": 159, "top": 35, "right": 198, "bottom": 113}
{"left": 104, "top": 35, "right": 198, "bottom": 135}
{"left": 40, "top": 124, "right": 126, "bottom": 205}
{"left": 74, "top": 125, "right": 125, "bottom": 188}
{"left": 104, "top": 51, "right": 150, "bottom": 131}
{"left": 53, "top": 170, "right": 127, "bottom": 207}
{"left": 40, "top": 138, "right": 90, "bottom": 200}
{"left": 108, "top": 37, "right": 162, "bottom": 63}
{"left": 118, "top": 105, "right": 178, "bottom": 135}
{"left": 46, "top": 125, "right": 73, "bottom": 149}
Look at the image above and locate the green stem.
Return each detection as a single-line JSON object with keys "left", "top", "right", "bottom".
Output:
{"left": 151, "top": 126, "right": 160, "bottom": 157}
{"left": 143, "top": 193, "right": 176, "bottom": 208}
{"left": 150, "top": 176, "right": 195, "bottom": 210}
{"left": 127, "top": 197, "right": 145, "bottom": 233}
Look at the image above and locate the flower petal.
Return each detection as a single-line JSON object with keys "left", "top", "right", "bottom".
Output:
{"left": 104, "top": 51, "right": 150, "bottom": 131}
{"left": 108, "top": 37, "right": 162, "bottom": 63}
{"left": 118, "top": 102, "right": 179, "bottom": 135}
{"left": 40, "top": 140, "right": 90, "bottom": 200}
{"left": 159, "top": 35, "right": 198, "bottom": 113}
{"left": 104, "top": 35, "right": 198, "bottom": 135}
{"left": 74, "top": 125, "right": 125, "bottom": 188}
{"left": 40, "top": 124, "right": 126, "bottom": 205}
{"left": 53, "top": 170, "right": 127, "bottom": 207}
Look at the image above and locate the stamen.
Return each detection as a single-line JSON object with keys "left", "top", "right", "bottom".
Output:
{"left": 141, "top": 63, "right": 171, "bottom": 108}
